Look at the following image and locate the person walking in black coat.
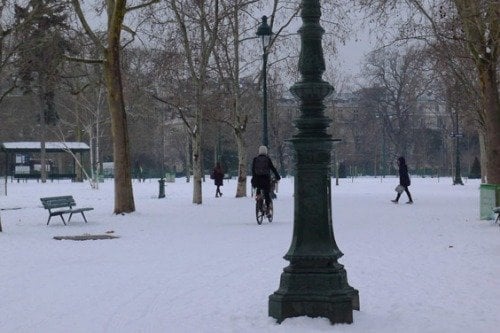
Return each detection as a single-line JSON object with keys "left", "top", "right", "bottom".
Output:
{"left": 392, "top": 156, "right": 413, "bottom": 204}
{"left": 211, "top": 162, "right": 224, "bottom": 197}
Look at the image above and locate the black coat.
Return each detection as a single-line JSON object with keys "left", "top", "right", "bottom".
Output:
{"left": 251, "top": 154, "right": 280, "bottom": 190}
{"left": 398, "top": 159, "right": 411, "bottom": 187}
{"left": 212, "top": 167, "right": 224, "bottom": 186}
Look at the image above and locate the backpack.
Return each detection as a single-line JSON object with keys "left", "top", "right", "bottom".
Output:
{"left": 254, "top": 155, "right": 270, "bottom": 176}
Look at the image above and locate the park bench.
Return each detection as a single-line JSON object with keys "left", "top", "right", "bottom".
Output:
{"left": 493, "top": 207, "right": 500, "bottom": 225}
{"left": 40, "top": 195, "right": 93, "bottom": 226}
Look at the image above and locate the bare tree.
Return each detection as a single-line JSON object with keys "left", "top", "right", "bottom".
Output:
{"left": 211, "top": 0, "right": 261, "bottom": 198}
{"left": 362, "top": 46, "right": 434, "bottom": 157}
{"left": 359, "top": 0, "right": 500, "bottom": 183}
{"left": 70, "top": 0, "right": 160, "bottom": 213}
{"left": 211, "top": 0, "right": 304, "bottom": 197}
{"left": 166, "top": 0, "right": 221, "bottom": 204}
{"left": 430, "top": 40, "right": 485, "bottom": 179}
{"left": 0, "top": 1, "right": 22, "bottom": 104}
{"left": 454, "top": 0, "right": 500, "bottom": 183}
{"left": 208, "top": 0, "right": 352, "bottom": 197}
{"left": 59, "top": 83, "right": 109, "bottom": 189}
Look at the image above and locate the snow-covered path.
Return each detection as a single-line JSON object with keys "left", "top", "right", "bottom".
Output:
{"left": 0, "top": 177, "right": 498, "bottom": 333}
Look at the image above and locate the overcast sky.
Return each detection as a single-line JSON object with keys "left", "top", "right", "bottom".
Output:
{"left": 81, "top": 1, "right": 375, "bottom": 88}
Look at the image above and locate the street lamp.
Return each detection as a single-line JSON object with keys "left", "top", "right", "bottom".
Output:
{"left": 268, "top": 0, "right": 359, "bottom": 325}
{"left": 256, "top": 15, "right": 272, "bottom": 148}
{"left": 451, "top": 111, "right": 463, "bottom": 185}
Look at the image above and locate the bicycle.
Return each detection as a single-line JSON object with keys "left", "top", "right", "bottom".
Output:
{"left": 255, "top": 192, "right": 273, "bottom": 224}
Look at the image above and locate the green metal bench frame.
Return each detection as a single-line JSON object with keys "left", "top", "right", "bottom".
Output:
{"left": 494, "top": 207, "right": 500, "bottom": 225}
{"left": 40, "top": 195, "right": 93, "bottom": 226}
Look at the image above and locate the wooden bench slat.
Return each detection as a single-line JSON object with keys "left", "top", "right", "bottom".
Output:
{"left": 70, "top": 208, "right": 94, "bottom": 213}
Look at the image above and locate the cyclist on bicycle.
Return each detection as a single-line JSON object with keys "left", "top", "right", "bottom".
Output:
{"left": 251, "top": 146, "right": 281, "bottom": 217}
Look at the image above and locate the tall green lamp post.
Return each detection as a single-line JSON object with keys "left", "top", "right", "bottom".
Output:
{"left": 256, "top": 15, "right": 272, "bottom": 148}
{"left": 268, "top": 0, "right": 359, "bottom": 325}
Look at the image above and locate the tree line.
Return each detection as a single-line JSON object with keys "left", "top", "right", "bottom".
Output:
{"left": 0, "top": 0, "right": 497, "bottom": 214}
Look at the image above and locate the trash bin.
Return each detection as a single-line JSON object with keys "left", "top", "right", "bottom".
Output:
{"left": 165, "top": 173, "right": 175, "bottom": 183}
{"left": 480, "top": 183, "right": 500, "bottom": 220}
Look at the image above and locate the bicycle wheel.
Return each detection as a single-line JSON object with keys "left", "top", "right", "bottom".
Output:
{"left": 267, "top": 201, "right": 273, "bottom": 222}
{"left": 256, "top": 198, "right": 264, "bottom": 225}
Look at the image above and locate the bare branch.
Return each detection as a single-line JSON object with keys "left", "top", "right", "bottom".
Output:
{"left": 126, "top": 0, "right": 160, "bottom": 12}
{"left": 70, "top": 0, "right": 105, "bottom": 52}
{"left": 151, "top": 93, "right": 193, "bottom": 134}
{"left": 63, "top": 54, "right": 105, "bottom": 64}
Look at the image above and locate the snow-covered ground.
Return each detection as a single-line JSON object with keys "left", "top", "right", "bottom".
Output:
{"left": 0, "top": 176, "right": 498, "bottom": 333}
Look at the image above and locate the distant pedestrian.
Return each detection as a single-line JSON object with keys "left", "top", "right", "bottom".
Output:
{"left": 134, "top": 161, "right": 145, "bottom": 182}
{"left": 211, "top": 162, "right": 224, "bottom": 197}
{"left": 392, "top": 156, "right": 413, "bottom": 204}
{"left": 139, "top": 165, "right": 145, "bottom": 182}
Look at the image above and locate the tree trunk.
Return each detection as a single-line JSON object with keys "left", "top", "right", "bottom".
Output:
{"left": 479, "top": 64, "right": 500, "bottom": 184}
{"left": 192, "top": 118, "right": 202, "bottom": 204}
{"left": 479, "top": 130, "right": 487, "bottom": 183}
{"left": 277, "top": 144, "right": 287, "bottom": 176}
{"left": 40, "top": 120, "right": 47, "bottom": 183}
{"left": 38, "top": 91, "right": 47, "bottom": 183}
{"left": 185, "top": 131, "right": 190, "bottom": 183}
{"left": 75, "top": 94, "right": 83, "bottom": 182}
{"left": 95, "top": 117, "right": 101, "bottom": 188}
{"left": 89, "top": 131, "right": 96, "bottom": 188}
{"left": 235, "top": 129, "right": 247, "bottom": 197}
{"left": 453, "top": 0, "right": 499, "bottom": 183}
{"left": 105, "top": 2, "right": 135, "bottom": 214}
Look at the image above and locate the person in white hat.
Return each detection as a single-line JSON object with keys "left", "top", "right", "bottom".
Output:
{"left": 251, "top": 146, "right": 281, "bottom": 217}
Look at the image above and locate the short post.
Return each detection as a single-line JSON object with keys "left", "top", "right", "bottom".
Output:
{"left": 158, "top": 178, "right": 165, "bottom": 199}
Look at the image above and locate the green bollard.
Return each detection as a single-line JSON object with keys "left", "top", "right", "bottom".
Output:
{"left": 158, "top": 178, "right": 165, "bottom": 199}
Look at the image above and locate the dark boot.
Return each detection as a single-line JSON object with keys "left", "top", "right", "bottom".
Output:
{"left": 405, "top": 189, "right": 413, "bottom": 204}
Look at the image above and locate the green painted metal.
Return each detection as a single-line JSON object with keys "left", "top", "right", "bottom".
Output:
{"left": 256, "top": 16, "right": 272, "bottom": 148}
{"left": 268, "top": 0, "right": 359, "bottom": 325}
{"left": 480, "top": 183, "right": 500, "bottom": 220}
{"left": 158, "top": 178, "right": 166, "bottom": 198}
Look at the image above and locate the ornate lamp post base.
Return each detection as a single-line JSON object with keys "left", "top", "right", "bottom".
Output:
{"left": 268, "top": 138, "right": 359, "bottom": 324}
{"left": 269, "top": 262, "right": 359, "bottom": 324}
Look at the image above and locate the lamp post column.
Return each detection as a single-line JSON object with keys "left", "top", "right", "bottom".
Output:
{"left": 256, "top": 15, "right": 272, "bottom": 148}
{"left": 268, "top": 0, "right": 359, "bottom": 325}
{"left": 262, "top": 50, "right": 269, "bottom": 147}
